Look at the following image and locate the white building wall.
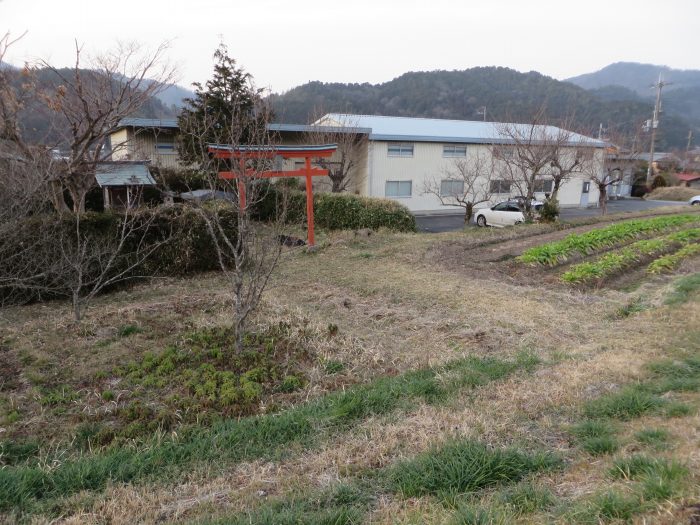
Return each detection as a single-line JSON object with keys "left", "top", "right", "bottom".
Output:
{"left": 367, "top": 140, "right": 604, "bottom": 213}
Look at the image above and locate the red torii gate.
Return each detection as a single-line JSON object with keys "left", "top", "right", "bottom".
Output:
{"left": 207, "top": 143, "right": 338, "bottom": 248}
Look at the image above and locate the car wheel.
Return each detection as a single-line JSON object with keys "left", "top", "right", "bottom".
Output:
{"left": 692, "top": 201, "right": 700, "bottom": 206}
{"left": 514, "top": 220, "right": 523, "bottom": 225}
{"left": 476, "top": 215, "right": 487, "bottom": 227}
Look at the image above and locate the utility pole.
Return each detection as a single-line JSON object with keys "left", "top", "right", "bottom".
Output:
{"left": 684, "top": 130, "right": 694, "bottom": 171}
{"left": 645, "top": 74, "right": 671, "bottom": 186}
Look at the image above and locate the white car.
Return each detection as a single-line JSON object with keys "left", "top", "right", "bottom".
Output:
{"left": 690, "top": 195, "right": 700, "bottom": 206}
{"left": 474, "top": 201, "right": 525, "bottom": 227}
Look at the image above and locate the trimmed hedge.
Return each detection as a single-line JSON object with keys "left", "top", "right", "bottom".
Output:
{"left": 256, "top": 185, "right": 416, "bottom": 232}
{"left": 0, "top": 205, "right": 237, "bottom": 305}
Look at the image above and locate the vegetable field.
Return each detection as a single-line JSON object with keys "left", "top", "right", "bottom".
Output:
{"left": 517, "top": 214, "right": 700, "bottom": 287}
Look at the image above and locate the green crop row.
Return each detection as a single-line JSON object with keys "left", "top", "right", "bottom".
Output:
{"left": 648, "top": 244, "right": 700, "bottom": 274}
{"left": 519, "top": 215, "right": 700, "bottom": 266}
{"left": 561, "top": 229, "right": 700, "bottom": 283}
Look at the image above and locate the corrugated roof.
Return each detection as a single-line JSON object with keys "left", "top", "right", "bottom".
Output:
{"left": 636, "top": 152, "right": 680, "bottom": 163}
{"left": 117, "top": 118, "right": 179, "bottom": 129}
{"left": 314, "top": 113, "right": 605, "bottom": 147}
{"left": 677, "top": 173, "right": 700, "bottom": 182}
{"left": 268, "top": 123, "right": 372, "bottom": 135}
{"left": 208, "top": 143, "right": 338, "bottom": 152}
{"left": 95, "top": 163, "right": 156, "bottom": 187}
{"left": 180, "top": 189, "right": 235, "bottom": 201}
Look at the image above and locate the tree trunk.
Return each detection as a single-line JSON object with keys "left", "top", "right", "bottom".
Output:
{"left": 72, "top": 292, "right": 82, "bottom": 322}
{"left": 599, "top": 185, "right": 608, "bottom": 215}
{"left": 50, "top": 180, "right": 71, "bottom": 214}
{"left": 331, "top": 176, "right": 344, "bottom": 193}
{"left": 464, "top": 202, "right": 474, "bottom": 224}
{"left": 70, "top": 188, "right": 87, "bottom": 213}
{"left": 551, "top": 178, "right": 562, "bottom": 201}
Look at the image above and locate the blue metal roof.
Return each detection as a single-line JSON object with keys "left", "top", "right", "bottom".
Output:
{"left": 117, "top": 118, "right": 179, "bottom": 129}
{"left": 315, "top": 114, "right": 605, "bottom": 147}
{"left": 208, "top": 143, "right": 338, "bottom": 152}
{"left": 268, "top": 123, "right": 372, "bottom": 135}
{"left": 95, "top": 162, "right": 156, "bottom": 187}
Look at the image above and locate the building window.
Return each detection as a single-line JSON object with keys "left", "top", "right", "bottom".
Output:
{"left": 490, "top": 180, "right": 511, "bottom": 194}
{"left": 495, "top": 146, "right": 515, "bottom": 159}
{"left": 385, "top": 180, "right": 412, "bottom": 197}
{"left": 387, "top": 142, "right": 414, "bottom": 157}
{"left": 443, "top": 144, "right": 467, "bottom": 157}
{"left": 440, "top": 179, "right": 465, "bottom": 197}
{"left": 533, "top": 179, "right": 553, "bottom": 193}
{"left": 155, "top": 139, "right": 175, "bottom": 152}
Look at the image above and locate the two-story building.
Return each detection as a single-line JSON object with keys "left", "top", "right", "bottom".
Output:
{"left": 108, "top": 113, "right": 606, "bottom": 213}
{"left": 109, "top": 118, "right": 180, "bottom": 169}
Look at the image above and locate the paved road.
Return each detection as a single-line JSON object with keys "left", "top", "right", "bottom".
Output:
{"left": 415, "top": 199, "right": 687, "bottom": 233}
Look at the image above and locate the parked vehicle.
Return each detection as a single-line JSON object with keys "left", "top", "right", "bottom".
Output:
{"left": 690, "top": 195, "right": 700, "bottom": 206}
{"left": 509, "top": 195, "right": 545, "bottom": 211}
{"left": 474, "top": 201, "right": 524, "bottom": 227}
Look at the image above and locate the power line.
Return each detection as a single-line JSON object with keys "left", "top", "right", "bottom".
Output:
{"left": 645, "top": 74, "right": 672, "bottom": 186}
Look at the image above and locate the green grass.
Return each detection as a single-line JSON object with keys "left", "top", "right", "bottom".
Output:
{"left": 610, "top": 455, "right": 688, "bottom": 503}
{"left": 569, "top": 420, "right": 617, "bottom": 440}
{"left": 612, "top": 296, "right": 649, "bottom": 318}
{"left": 496, "top": 482, "right": 555, "bottom": 515}
{"left": 451, "top": 504, "right": 512, "bottom": 525}
{"left": 570, "top": 491, "right": 641, "bottom": 523}
{"left": 584, "top": 387, "right": 665, "bottom": 421}
{"left": 387, "top": 440, "right": 560, "bottom": 500}
{"left": 610, "top": 455, "right": 687, "bottom": 482}
{"left": 581, "top": 436, "right": 619, "bottom": 456}
{"left": 647, "top": 357, "right": 700, "bottom": 393}
{"left": 665, "top": 273, "right": 700, "bottom": 305}
{"left": 198, "top": 483, "right": 368, "bottom": 525}
{"left": 634, "top": 428, "right": 670, "bottom": 448}
{"left": 0, "top": 440, "right": 40, "bottom": 466}
{"left": 116, "top": 324, "right": 142, "bottom": 338}
{"left": 0, "top": 354, "right": 537, "bottom": 513}
{"left": 569, "top": 420, "right": 620, "bottom": 455}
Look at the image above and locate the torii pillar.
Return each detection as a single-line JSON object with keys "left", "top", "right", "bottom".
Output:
{"left": 208, "top": 144, "right": 338, "bottom": 248}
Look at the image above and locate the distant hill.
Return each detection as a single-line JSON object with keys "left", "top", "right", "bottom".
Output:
{"left": 270, "top": 67, "right": 696, "bottom": 149}
{"left": 566, "top": 62, "right": 700, "bottom": 95}
{"left": 5, "top": 66, "right": 179, "bottom": 146}
{"left": 136, "top": 79, "right": 194, "bottom": 110}
{"left": 566, "top": 62, "right": 700, "bottom": 150}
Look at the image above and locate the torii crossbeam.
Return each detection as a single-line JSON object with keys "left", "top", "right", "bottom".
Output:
{"left": 207, "top": 143, "right": 338, "bottom": 248}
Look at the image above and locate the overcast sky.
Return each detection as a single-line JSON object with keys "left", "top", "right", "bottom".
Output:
{"left": 2, "top": 0, "right": 698, "bottom": 93}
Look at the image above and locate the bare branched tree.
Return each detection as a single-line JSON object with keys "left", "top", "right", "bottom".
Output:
{"left": 423, "top": 150, "right": 495, "bottom": 223}
{"left": 178, "top": 46, "right": 288, "bottom": 352}
{"left": 587, "top": 130, "right": 642, "bottom": 215}
{"left": 39, "top": 40, "right": 176, "bottom": 213}
{"left": 547, "top": 116, "right": 596, "bottom": 201}
{"left": 52, "top": 207, "right": 171, "bottom": 321}
{"left": 1, "top": 37, "right": 173, "bottom": 319}
{"left": 491, "top": 110, "right": 558, "bottom": 220}
{"left": 0, "top": 32, "right": 57, "bottom": 304}
{"left": 491, "top": 109, "right": 602, "bottom": 219}
{"left": 303, "top": 112, "right": 368, "bottom": 193}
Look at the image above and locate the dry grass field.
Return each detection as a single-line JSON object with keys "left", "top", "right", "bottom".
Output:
{"left": 647, "top": 186, "right": 700, "bottom": 202}
{"left": 2, "top": 207, "right": 700, "bottom": 524}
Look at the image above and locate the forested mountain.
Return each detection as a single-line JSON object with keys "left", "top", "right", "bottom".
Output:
{"left": 5, "top": 66, "right": 178, "bottom": 146}
{"left": 566, "top": 62, "right": 700, "bottom": 149}
{"left": 566, "top": 62, "right": 700, "bottom": 95}
{"left": 270, "top": 67, "right": 696, "bottom": 149}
